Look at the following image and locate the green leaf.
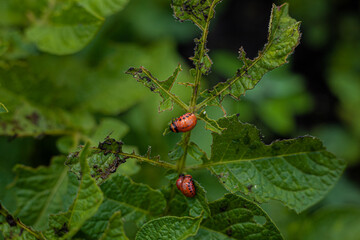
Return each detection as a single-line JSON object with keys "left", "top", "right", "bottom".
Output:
{"left": 99, "top": 211, "right": 128, "bottom": 240}
{"left": 207, "top": 115, "right": 346, "bottom": 213}
{"left": 198, "top": 3, "right": 301, "bottom": 108}
{"left": 44, "top": 143, "right": 104, "bottom": 239}
{"left": 0, "top": 88, "right": 96, "bottom": 137}
{"left": 91, "top": 118, "right": 129, "bottom": 145}
{"left": 164, "top": 179, "right": 210, "bottom": 218}
{"left": 0, "top": 103, "right": 8, "bottom": 113}
{"left": 186, "top": 180, "right": 210, "bottom": 218}
{"left": 171, "top": 0, "right": 222, "bottom": 32}
{"left": 100, "top": 174, "right": 166, "bottom": 225}
{"left": 126, "top": 65, "right": 189, "bottom": 112}
{"left": 190, "top": 194, "right": 283, "bottom": 240}
{"left": 197, "top": 111, "right": 225, "bottom": 134}
{"left": 135, "top": 215, "right": 202, "bottom": 240}
{"left": 81, "top": 174, "right": 166, "bottom": 237}
{"left": 187, "top": 142, "right": 209, "bottom": 163}
{"left": 12, "top": 156, "right": 79, "bottom": 230}
{"left": 26, "top": 2, "right": 102, "bottom": 55}
{"left": 78, "top": 0, "right": 129, "bottom": 18}
{"left": 172, "top": 0, "right": 220, "bottom": 74}
{"left": 289, "top": 207, "right": 360, "bottom": 240}
{"left": 0, "top": 203, "right": 40, "bottom": 240}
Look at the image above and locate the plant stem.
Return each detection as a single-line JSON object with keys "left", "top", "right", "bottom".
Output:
{"left": 176, "top": 132, "right": 191, "bottom": 174}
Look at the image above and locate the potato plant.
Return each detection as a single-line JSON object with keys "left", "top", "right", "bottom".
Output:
{"left": 0, "top": 0, "right": 345, "bottom": 239}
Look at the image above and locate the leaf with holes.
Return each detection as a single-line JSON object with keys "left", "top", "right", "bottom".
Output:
{"left": 0, "top": 203, "right": 40, "bottom": 240}
{"left": 197, "top": 111, "right": 225, "bottom": 134}
{"left": 205, "top": 115, "right": 345, "bottom": 213}
{"left": 190, "top": 194, "right": 283, "bottom": 240}
{"left": 66, "top": 137, "right": 128, "bottom": 184}
{"left": 126, "top": 65, "right": 188, "bottom": 112}
{"left": 171, "top": 0, "right": 222, "bottom": 31}
{"left": 172, "top": 0, "right": 221, "bottom": 74}
{"left": 198, "top": 3, "right": 301, "bottom": 109}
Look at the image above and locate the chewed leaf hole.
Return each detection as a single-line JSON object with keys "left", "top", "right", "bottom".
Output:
{"left": 254, "top": 215, "right": 266, "bottom": 225}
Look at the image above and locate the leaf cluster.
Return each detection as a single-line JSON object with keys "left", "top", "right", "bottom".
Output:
{"left": 0, "top": 1, "right": 346, "bottom": 240}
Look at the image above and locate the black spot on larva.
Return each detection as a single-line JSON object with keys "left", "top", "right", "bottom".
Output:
{"left": 247, "top": 184, "right": 253, "bottom": 192}
{"left": 226, "top": 228, "right": 233, "bottom": 236}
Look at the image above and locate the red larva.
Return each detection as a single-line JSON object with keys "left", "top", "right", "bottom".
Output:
{"left": 176, "top": 174, "right": 196, "bottom": 198}
{"left": 170, "top": 113, "right": 197, "bottom": 133}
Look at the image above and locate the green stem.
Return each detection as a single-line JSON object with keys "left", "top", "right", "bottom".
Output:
{"left": 176, "top": 132, "right": 191, "bottom": 174}
{"left": 121, "top": 152, "right": 177, "bottom": 170}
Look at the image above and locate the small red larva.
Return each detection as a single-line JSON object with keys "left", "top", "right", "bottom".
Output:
{"left": 170, "top": 113, "right": 197, "bottom": 133}
{"left": 176, "top": 174, "right": 184, "bottom": 190}
{"left": 176, "top": 174, "right": 196, "bottom": 198}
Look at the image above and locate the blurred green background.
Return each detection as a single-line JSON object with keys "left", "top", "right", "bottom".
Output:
{"left": 0, "top": 0, "right": 359, "bottom": 239}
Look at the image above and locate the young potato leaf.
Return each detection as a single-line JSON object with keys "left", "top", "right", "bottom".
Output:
{"left": 135, "top": 215, "right": 202, "bottom": 240}
{"left": 171, "top": 0, "right": 222, "bottom": 32}
{"left": 172, "top": 0, "right": 221, "bottom": 74}
{"left": 0, "top": 103, "right": 8, "bottom": 113}
{"left": 190, "top": 194, "right": 283, "bottom": 240}
{"left": 198, "top": 3, "right": 301, "bottom": 109}
{"left": 44, "top": 143, "right": 104, "bottom": 239}
{"left": 0, "top": 203, "right": 41, "bottom": 240}
{"left": 206, "top": 115, "right": 345, "bottom": 213}
{"left": 126, "top": 65, "right": 189, "bottom": 112}
{"left": 95, "top": 174, "right": 166, "bottom": 227}
{"left": 99, "top": 211, "right": 128, "bottom": 240}
{"left": 26, "top": 3, "right": 102, "bottom": 55}
{"left": 12, "top": 156, "right": 79, "bottom": 231}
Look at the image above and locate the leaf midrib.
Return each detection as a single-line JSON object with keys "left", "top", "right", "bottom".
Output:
{"left": 200, "top": 150, "right": 329, "bottom": 168}
{"left": 34, "top": 167, "right": 68, "bottom": 228}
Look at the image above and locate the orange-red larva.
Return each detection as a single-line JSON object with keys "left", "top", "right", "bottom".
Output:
{"left": 170, "top": 113, "right": 197, "bottom": 133}
{"left": 176, "top": 174, "right": 184, "bottom": 190}
{"left": 176, "top": 174, "right": 196, "bottom": 198}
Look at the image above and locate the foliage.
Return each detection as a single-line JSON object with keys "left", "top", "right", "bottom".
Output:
{"left": 0, "top": 0, "right": 349, "bottom": 239}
